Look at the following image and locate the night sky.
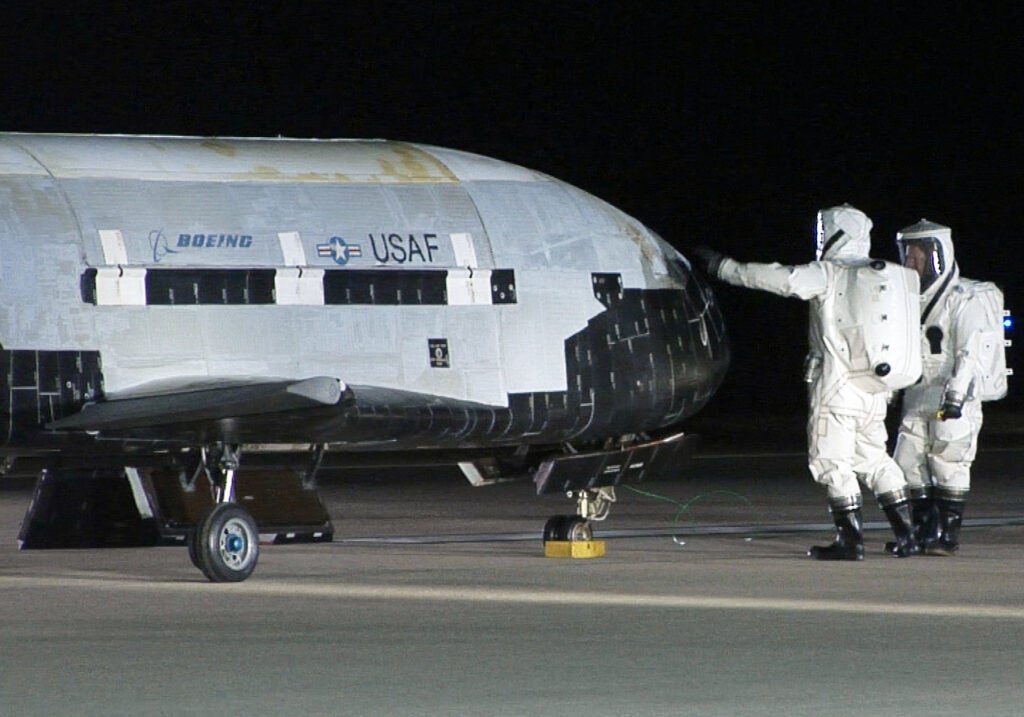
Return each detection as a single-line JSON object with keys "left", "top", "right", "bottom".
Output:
{"left": 1, "top": 3, "right": 1020, "bottom": 418}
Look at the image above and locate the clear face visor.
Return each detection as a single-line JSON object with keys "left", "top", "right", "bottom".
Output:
{"left": 897, "top": 237, "right": 945, "bottom": 292}
{"left": 814, "top": 211, "right": 846, "bottom": 260}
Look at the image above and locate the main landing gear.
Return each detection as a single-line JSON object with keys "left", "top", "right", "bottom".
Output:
{"left": 185, "top": 444, "right": 260, "bottom": 582}
{"left": 543, "top": 486, "right": 615, "bottom": 543}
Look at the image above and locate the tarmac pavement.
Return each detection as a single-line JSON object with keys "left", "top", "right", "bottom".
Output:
{"left": 1, "top": 448, "right": 1022, "bottom": 716}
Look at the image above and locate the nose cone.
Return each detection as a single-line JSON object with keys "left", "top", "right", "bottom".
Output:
{"left": 650, "top": 246, "right": 731, "bottom": 421}
{"left": 672, "top": 268, "right": 730, "bottom": 417}
{"left": 541, "top": 261, "right": 730, "bottom": 443}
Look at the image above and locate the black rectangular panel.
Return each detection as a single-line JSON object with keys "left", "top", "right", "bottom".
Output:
{"left": 591, "top": 273, "right": 623, "bottom": 307}
{"left": 0, "top": 350, "right": 104, "bottom": 445}
{"left": 324, "top": 270, "right": 448, "bottom": 306}
{"left": 490, "top": 269, "right": 517, "bottom": 304}
{"left": 80, "top": 269, "right": 98, "bottom": 304}
{"left": 428, "top": 338, "right": 450, "bottom": 368}
{"left": 11, "top": 352, "right": 36, "bottom": 388}
{"left": 146, "top": 269, "right": 276, "bottom": 305}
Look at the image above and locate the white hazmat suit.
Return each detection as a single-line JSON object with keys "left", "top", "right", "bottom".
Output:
{"left": 894, "top": 220, "right": 997, "bottom": 555}
{"left": 697, "top": 205, "right": 922, "bottom": 559}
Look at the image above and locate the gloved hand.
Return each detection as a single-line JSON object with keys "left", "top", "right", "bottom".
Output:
{"left": 691, "top": 246, "right": 726, "bottom": 278}
{"left": 936, "top": 391, "right": 964, "bottom": 421}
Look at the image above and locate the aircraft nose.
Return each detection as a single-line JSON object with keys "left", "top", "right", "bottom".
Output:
{"left": 677, "top": 262, "right": 730, "bottom": 382}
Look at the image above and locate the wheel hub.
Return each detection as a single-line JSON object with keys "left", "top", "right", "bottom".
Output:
{"left": 219, "top": 518, "right": 254, "bottom": 569}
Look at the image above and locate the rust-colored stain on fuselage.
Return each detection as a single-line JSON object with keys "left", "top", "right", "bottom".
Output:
{"left": 200, "top": 139, "right": 238, "bottom": 158}
{"left": 381, "top": 142, "right": 458, "bottom": 183}
{"left": 198, "top": 139, "right": 457, "bottom": 184}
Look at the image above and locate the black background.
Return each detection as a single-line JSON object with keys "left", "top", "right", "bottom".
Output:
{"left": 1, "top": 2, "right": 1020, "bottom": 420}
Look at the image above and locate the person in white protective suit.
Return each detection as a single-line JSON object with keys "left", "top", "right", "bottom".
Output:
{"left": 694, "top": 205, "right": 922, "bottom": 560}
{"left": 893, "top": 220, "right": 994, "bottom": 555}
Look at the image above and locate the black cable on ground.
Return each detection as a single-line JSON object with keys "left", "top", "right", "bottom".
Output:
{"left": 621, "top": 485, "right": 757, "bottom": 544}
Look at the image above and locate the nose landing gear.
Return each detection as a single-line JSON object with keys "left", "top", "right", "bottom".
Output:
{"left": 542, "top": 487, "right": 613, "bottom": 557}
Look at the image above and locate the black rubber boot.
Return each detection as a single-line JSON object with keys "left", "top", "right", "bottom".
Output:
{"left": 808, "top": 508, "right": 864, "bottom": 561}
{"left": 926, "top": 498, "right": 965, "bottom": 556}
{"left": 886, "top": 489, "right": 937, "bottom": 553}
{"left": 883, "top": 501, "right": 920, "bottom": 557}
{"left": 911, "top": 495, "right": 939, "bottom": 546}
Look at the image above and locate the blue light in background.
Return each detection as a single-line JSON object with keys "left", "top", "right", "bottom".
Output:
{"left": 1004, "top": 316, "right": 1014, "bottom": 331}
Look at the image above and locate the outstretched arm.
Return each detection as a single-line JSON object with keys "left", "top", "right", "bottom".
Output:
{"left": 715, "top": 257, "right": 829, "bottom": 301}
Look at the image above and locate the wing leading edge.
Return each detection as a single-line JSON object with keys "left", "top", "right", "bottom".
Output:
{"left": 48, "top": 376, "right": 345, "bottom": 432}
{"left": 46, "top": 377, "right": 507, "bottom": 447}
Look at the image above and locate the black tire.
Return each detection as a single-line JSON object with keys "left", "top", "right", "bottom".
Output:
{"left": 194, "top": 502, "right": 259, "bottom": 582}
{"left": 543, "top": 515, "right": 568, "bottom": 542}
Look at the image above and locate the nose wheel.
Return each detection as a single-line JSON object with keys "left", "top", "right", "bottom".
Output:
{"left": 543, "top": 487, "right": 615, "bottom": 543}
{"left": 543, "top": 515, "right": 593, "bottom": 542}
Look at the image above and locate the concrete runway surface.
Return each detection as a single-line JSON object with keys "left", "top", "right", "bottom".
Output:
{"left": 1, "top": 448, "right": 1023, "bottom": 716}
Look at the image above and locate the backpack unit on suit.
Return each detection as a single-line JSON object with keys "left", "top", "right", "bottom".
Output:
{"left": 835, "top": 260, "right": 922, "bottom": 393}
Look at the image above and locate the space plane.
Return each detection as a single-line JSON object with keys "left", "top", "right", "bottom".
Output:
{"left": 0, "top": 133, "right": 729, "bottom": 581}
